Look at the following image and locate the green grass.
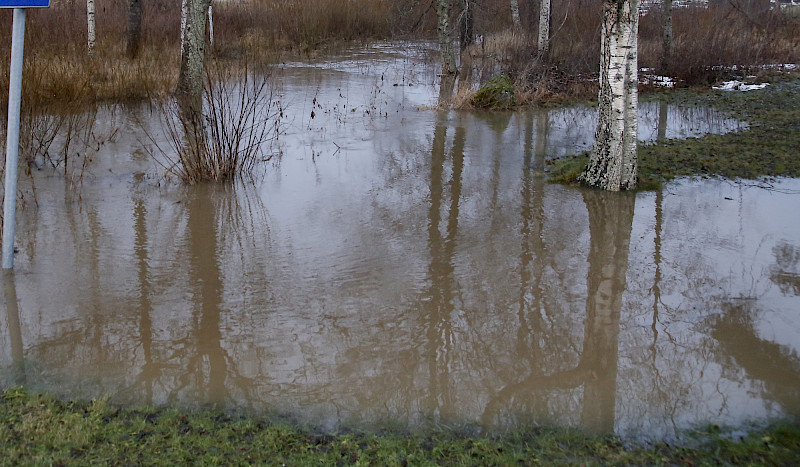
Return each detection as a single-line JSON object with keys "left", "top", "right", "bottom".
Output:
{"left": 548, "top": 74, "right": 800, "bottom": 189}
{"left": 1, "top": 387, "right": 799, "bottom": 466}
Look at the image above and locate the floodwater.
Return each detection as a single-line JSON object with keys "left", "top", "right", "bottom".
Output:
{"left": 1, "top": 42, "right": 798, "bottom": 440}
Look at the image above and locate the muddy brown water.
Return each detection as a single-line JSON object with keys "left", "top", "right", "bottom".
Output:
{"left": 1, "top": 43, "right": 798, "bottom": 440}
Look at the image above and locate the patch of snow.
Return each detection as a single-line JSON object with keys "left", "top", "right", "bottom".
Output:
{"left": 641, "top": 74, "right": 675, "bottom": 88}
{"left": 713, "top": 81, "right": 769, "bottom": 91}
{"left": 758, "top": 63, "right": 798, "bottom": 71}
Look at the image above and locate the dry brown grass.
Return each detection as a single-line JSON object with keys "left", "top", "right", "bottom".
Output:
{"left": 639, "top": 6, "right": 800, "bottom": 83}
{"left": 458, "top": 0, "right": 799, "bottom": 105}
{"left": 0, "top": 0, "right": 409, "bottom": 113}
{"left": 0, "top": 0, "right": 797, "bottom": 113}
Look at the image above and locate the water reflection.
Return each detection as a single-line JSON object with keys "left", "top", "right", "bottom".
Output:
{"left": 0, "top": 43, "right": 798, "bottom": 441}
{"left": 421, "top": 110, "right": 465, "bottom": 420}
{"left": 184, "top": 189, "right": 229, "bottom": 406}
{"left": 480, "top": 189, "right": 633, "bottom": 435}
{"left": 580, "top": 192, "right": 634, "bottom": 433}
{"left": 129, "top": 196, "right": 156, "bottom": 404}
{"left": 2, "top": 272, "right": 24, "bottom": 385}
{"left": 770, "top": 243, "right": 800, "bottom": 296}
{"left": 712, "top": 304, "right": 800, "bottom": 421}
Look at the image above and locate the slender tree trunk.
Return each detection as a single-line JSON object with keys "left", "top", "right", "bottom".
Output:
{"left": 439, "top": 74, "right": 456, "bottom": 107}
{"left": 436, "top": 0, "right": 458, "bottom": 76}
{"left": 126, "top": 0, "right": 143, "bottom": 59}
{"left": 181, "top": 0, "right": 188, "bottom": 45}
{"left": 661, "top": 0, "right": 673, "bottom": 72}
{"left": 510, "top": 0, "right": 522, "bottom": 28}
{"left": 208, "top": 3, "right": 214, "bottom": 48}
{"left": 457, "top": 0, "right": 474, "bottom": 91}
{"left": 581, "top": 0, "right": 640, "bottom": 191}
{"left": 537, "top": 0, "right": 552, "bottom": 58}
{"left": 177, "top": 0, "right": 211, "bottom": 183}
{"left": 86, "top": 0, "right": 96, "bottom": 54}
{"left": 459, "top": 0, "right": 473, "bottom": 54}
{"left": 178, "top": 0, "right": 211, "bottom": 99}
{"left": 657, "top": 101, "right": 668, "bottom": 142}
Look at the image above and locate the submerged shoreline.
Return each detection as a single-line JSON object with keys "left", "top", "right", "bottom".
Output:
{"left": 2, "top": 387, "right": 798, "bottom": 465}
{"left": 1, "top": 46, "right": 799, "bottom": 461}
{"left": 548, "top": 73, "right": 800, "bottom": 187}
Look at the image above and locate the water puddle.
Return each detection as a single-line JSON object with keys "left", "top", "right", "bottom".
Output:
{"left": 1, "top": 42, "right": 796, "bottom": 441}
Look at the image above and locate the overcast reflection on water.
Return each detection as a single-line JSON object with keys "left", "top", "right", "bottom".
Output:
{"left": 0, "top": 43, "right": 797, "bottom": 441}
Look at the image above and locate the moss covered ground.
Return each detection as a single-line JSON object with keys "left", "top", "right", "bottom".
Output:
{"left": 547, "top": 74, "right": 800, "bottom": 188}
{"left": 1, "top": 387, "right": 798, "bottom": 466}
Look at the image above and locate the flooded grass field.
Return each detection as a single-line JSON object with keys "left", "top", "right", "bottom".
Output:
{"left": 1, "top": 42, "right": 798, "bottom": 441}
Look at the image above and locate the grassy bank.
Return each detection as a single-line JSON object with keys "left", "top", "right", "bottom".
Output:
{"left": 1, "top": 387, "right": 799, "bottom": 465}
{"left": 548, "top": 74, "right": 800, "bottom": 188}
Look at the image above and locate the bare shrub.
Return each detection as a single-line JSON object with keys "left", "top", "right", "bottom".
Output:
{"left": 19, "top": 106, "right": 98, "bottom": 178}
{"left": 150, "top": 62, "right": 282, "bottom": 184}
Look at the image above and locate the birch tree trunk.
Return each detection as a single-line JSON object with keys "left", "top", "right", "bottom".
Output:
{"left": 510, "top": 0, "right": 522, "bottom": 28}
{"left": 661, "top": 0, "right": 673, "bottom": 72}
{"left": 87, "top": 0, "right": 96, "bottom": 55}
{"left": 457, "top": 0, "right": 474, "bottom": 90}
{"left": 581, "top": 0, "right": 640, "bottom": 191}
{"left": 178, "top": 0, "right": 211, "bottom": 100}
{"left": 180, "top": 0, "right": 188, "bottom": 47}
{"left": 208, "top": 3, "right": 214, "bottom": 48}
{"left": 177, "top": 0, "right": 211, "bottom": 181}
{"left": 537, "top": 0, "right": 552, "bottom": 58}
{"left": 459, "top": 0, "right": 473, "bottom": 54}
{"left": 436, "top": 0, "right": 458, "bottom": 76}
{"left": 126, "top": 0, "right": 143, "bottom": 59}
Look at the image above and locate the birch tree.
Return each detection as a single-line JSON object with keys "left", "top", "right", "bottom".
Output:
{"left": 538, "top": 0, "right": 552, "bottom": 58}
{"left": 178, "top": 0, "right": 211, "bottom": 100}
{"left": 510, "top": 0, "right": 522, "bottom": 28}
{"left": 581, "top": 0, "right": 640, "bottom": 191}
{"left": 436, "top": 0, "right": 458, "bottom": 76}
{"left": 458, "top": 0, "right": 474, "bottom": 90}
{"left": 176, "top": 0, "right": 211, "bottom": 181}
{"left": 87, "top": 0, "right": 96, "bottom": 54}
{"left": 661, "top": 0, "right": 673, "bottom": 71}
{"left": 208, "top": 3, "right": 215, "bottom": 48}
{"left": 459, "top": 0, "right": 473, "bottom": 54}
{"left": 126, "top": 0, "right": 144, "bottom": 58}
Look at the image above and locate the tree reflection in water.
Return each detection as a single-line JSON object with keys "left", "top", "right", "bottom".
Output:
{"left": 480, "top": 108, "right": 635, "bottom": 431}
{"left": 712, "top": 303, "right": 800, "bottom": 421}
{"left": 422, "top": 110, "right": 466, "bottom": 421}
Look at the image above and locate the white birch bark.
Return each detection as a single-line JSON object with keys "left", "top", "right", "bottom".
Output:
{"left": 87, "top": 0, "right": 96, "bottom": 54}
{"left": 510, "top": 0, "right": 522, "bottom": 28}
{"left": 537, "top": 0, "right": 551, "bottom": 57}
{"left": 178, "top": 0, "right": 211, "bottom": 99}
{"left": 181, "top": 0, "right": 188, "bottom": 45}
{"left": 436, "top": 0, "right": 457, "bottom": 76}
{"left": 581, "top": 0, "right": 640, "bottom": 191}
{"left": 208, "top": 3, "right": 214, "bottom": 48}
{"left": 621, "top": 13, "right": 638, "bottom": 188}
{"left": 661, "top": 0, "right": 673, "bottom": 71}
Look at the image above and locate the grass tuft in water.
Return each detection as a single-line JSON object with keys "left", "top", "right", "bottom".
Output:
{"left": 2, "top": 387, "right": 799, "bottom": 465}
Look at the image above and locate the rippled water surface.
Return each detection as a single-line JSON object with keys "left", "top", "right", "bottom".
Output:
{"left": 1, "top": 43, "right": 797, "bottom": 440}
